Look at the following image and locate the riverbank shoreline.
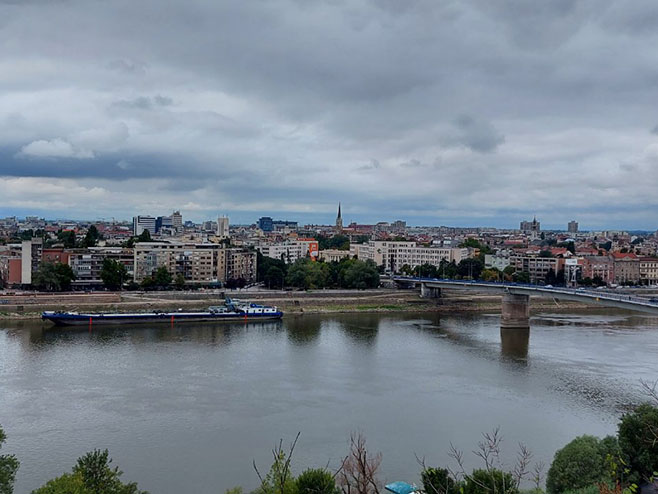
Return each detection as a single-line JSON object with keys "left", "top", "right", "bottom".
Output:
{"left": 0, "top": 288, "right": 598, "bottom": 320}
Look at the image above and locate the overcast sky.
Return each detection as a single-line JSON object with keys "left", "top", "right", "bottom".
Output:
{"left": 1, "top": 0, "right": 658, "bottom": 229}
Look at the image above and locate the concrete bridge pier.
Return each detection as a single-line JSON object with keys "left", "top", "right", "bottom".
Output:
{"left": 420, "top": 283, "right": 441, "bottom": 298}
{"left": 500, "top": 292, "right": 530, "bottom": 329}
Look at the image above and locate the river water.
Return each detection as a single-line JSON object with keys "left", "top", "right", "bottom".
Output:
{"left": 1, "top": 310, "right": 657, "bottom": 494}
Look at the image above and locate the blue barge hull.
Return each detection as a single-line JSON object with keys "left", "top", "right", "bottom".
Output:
{"left": 42, "top": 310, "right": 283, "bottom": 326}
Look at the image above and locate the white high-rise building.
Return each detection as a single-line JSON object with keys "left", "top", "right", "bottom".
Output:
{"left": 171, "top": 211, "right": 183, "bottom": 232}
{"left": 133, "top": 216, "right": 156, "bottom": 236}
{"left": 217, "top": 216, "right": 229, "bottom": 238}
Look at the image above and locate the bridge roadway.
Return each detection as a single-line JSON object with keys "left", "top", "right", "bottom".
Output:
{"left": 393, "top": 276, "right": 658, "bottom": 328}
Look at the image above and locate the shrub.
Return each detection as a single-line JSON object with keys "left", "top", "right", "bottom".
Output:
{"left": 546, "top": 435, "right": 617, "bottom": 494}
{"left": 618, "top": 403, "right": 658, "bottom": 483}
{"left": 421, "top": 467, "right": 458, "bottom": 494}
{"left": 296, "top": 469, "right": 339, "bottom": 494}
{"left": 462, "top": 468, "right": 518, "bottom": 494}
{"left": 0, "top": 425, "right": 20, "bottom": 494}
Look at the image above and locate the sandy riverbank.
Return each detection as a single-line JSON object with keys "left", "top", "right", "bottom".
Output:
{"left": 0, "top": 288, "right": 593, "bottom": 320}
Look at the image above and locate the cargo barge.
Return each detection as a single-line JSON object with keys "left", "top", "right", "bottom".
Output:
{"left": 42, "top": 298, "right": 283, "bottom": 326}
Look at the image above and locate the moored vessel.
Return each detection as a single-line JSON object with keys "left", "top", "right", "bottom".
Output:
{"left": 42, "top": 298, "right": 283, "bottom": 326}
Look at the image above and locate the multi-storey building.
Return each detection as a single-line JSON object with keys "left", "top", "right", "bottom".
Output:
{"left": 319, "top": 249, "right": 351, "bottom": 262}
{"left": 639, "top": 257, "right": 658, "bottom": 285}
{"left": 133, "top": 216, "right": 156, "bottom": 236}
{"left": 225, "top": 248, "right": 257, "bottom": 283}
{"left": 582, "top": 256, "right": 614, "bottom": 285}
{"left": 256, "top": 239, "right": 319, "bottom": 264}
{"left": 133, "top": 242, "right": 256, "bottom": 285}
{"left": 568, "top": 220, "right": 579, "bottom": 234}
{"left": 68, "top": 248, "right": 134, "bottom": 287}
{"left": 357, "top": 241, "right": 468, "bottom": 273}
{"left": 484, "top": 253, "right": 511, "bottom": 271}
{"left": 21, "top": 238, "right": 43, "bottom": 285}
{"left": 508, "top": 253, "right": 564, "bottom": 284}
{"left": 217, "top": 216, "right": 230, "bottom": 238}
{"left": 611, "top": 252, "right": 640, "bottom": 284}
{"left": 171, "top": 211, "right": 183, "bottom": 232}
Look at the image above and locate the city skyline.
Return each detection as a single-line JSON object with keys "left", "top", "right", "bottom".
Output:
{"left": 2, "top": 1, "right": 658, "bottom": 229}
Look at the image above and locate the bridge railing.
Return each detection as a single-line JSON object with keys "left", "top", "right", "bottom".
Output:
{"left": 393, "top": 276, "right": 658, "bottom": 308}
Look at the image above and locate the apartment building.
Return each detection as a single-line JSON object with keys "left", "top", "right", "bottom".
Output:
{"left": 133, "top": 242, "right": 256, "bottom": 285}
{"left": 611, "top": 252, "right": 640, "bottom": 284}
{"left": 256, "top": 239, "right": 319, "bottom": 264}
{"left": 639, "top": 257, "right": 658, "bottom": 285}
{"left": 509, "top": 253, "right": 564, "bottom": 284}
{"left": 357, "top": 241, "right": 468, "bottom": 273}
{"left": 582, "top": 256, "right": 614, "bottom": 285}
{"left": 68, "top": 248, "right": 134, "bottom": 287}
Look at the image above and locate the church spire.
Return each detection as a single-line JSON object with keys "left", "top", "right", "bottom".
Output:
{"left": 335, "top": 202, "right": 343, "bottom": 231}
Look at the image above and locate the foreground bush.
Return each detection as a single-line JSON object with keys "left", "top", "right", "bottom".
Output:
{"left": 462, "top": 468, "right": 518, "bottom": 494}
{"left": 0, "top": 426, "right": 20, "bottom": 494}
{"left": 545, "top": 435, "right": 617, "bottom": 494}
{"left": 32, "top": 449, "right": 146, "bottom": 494}
{"left": 618, "top": 403, "right": 658, "bottom": 484}
{"left": 421, "top": 467, "right": 458, "bottom": 494}
{"left": 296, "top": 468, "right": 339, "bottom": 494}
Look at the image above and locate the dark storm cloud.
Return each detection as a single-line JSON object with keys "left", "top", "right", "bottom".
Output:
{"left": 2, "top": 0, "right": 658, "bottom": 226}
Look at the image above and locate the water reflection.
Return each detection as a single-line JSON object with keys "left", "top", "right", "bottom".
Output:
{"left": 285, "top": 315, "right": 322, "bottom": 345}
{"left": 500, "top": 327, "right": 530, "bottom": 360}
{"left": 332, "top": 312, "right": 384, "bottom": 345}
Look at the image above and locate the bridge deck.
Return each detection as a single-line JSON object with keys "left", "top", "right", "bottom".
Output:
{"left": 393, "top": 276, "right": 658, "bottom": 315}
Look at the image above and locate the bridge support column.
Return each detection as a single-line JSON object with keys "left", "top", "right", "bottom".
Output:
{"left": 501, "top": 292, "right": 529, "bottom": 329}
{"left": 420, "top": 283, "right": 441, "bottom": 298}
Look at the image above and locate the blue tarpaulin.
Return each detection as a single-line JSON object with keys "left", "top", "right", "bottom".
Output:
{"left": 385, "top": 481, "right": 419, "bottom": 494}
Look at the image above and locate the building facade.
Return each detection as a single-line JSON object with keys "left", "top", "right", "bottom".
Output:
{"left": 611, "top": 252, "right": 640, "bottom": 284}
{"left": 133, "top": 216, "right": 156, "bottom": 236}
{"left": 357, "top": 241, "right": 469, "bottom": 273}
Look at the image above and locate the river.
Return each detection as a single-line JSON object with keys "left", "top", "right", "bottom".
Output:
{"left": 1, "top": 310, "right": 657, "bottom": 494}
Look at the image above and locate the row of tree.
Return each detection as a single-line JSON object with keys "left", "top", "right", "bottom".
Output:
{"left": 2, "top": 390, "right": 655, "bottom": 494}
{"left": 257, "top": 254, "right": 381, "bottom": 290}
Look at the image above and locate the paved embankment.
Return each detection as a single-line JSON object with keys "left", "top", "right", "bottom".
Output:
{"left": 0, "top": 288, "right": 592, "bottom": 320}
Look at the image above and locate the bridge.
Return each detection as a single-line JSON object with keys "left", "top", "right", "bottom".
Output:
{"left": 393, "top": 276, "right": 658, "bottom": 329}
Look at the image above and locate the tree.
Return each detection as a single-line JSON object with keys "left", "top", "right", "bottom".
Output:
{"left": 174, "top": 274, "right": 186, "bottom": 290}
{"left": 264, "top": 266, "right": 285, "bottom": 289}
{"left": 153, "top": 266, "right": 172, "bottom": 288}
{"left": 481, "top": 269, "right": 501, "bottom": 282}
{"left": 31, "top": 473, "right": 88, "bottom": 494}
{"left": 316, "top": 234, "right": 350, "bottom": 251}
{"left": 618, "top": 403, "right": 658, "bottom": 483}
{"left": 297, "top": 469, "right": 340, "bottom": 494}
{"left": 82, "top": 225, "right": 100, "bottom": 248}
{"left": 545, "top": 435, "right": 617, "bottom": 494}
{"left": 0, "top": 425, "right": 19, "bottom": 494}
{"left": 462, "top": 469, "right": 517, "bottom": 494}
{"left": 136, "top": 230, "right": 151, "bottom": 242}
{"left": 34, "top": 449, "right": 147, "bottom": 494}
{"left": 457, "top": 258, "right": 484, "bottom": 280}
{"left": 100, "top": 259, "right": 127, "bottom": 290}
{"left": 341, "top": 260, "right": 379, "bottom": 289}
{"left": 421, "top": 467, "right": 458, "bottom": 494}
{"left": 512, "top": 271, "right": 530, "bottom": 284}
{"left": 337, "top": 433, "right": 382, "bottom": 494}
{"left": 57, "top": 230, "right": 77, "bottom": 248}
{"left": 253, "top": 434, "right": 299, "bottom": 494}
{"left": 286, "top": 259, "right": 329, "bottom": 290}
{"left": 33, "top": 262, "right": 76, "bottom": 291}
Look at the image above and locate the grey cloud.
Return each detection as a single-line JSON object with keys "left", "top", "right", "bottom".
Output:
{"left": 111, "top": 96, "right": 172, "bottom": 110}
{"left": 2, "top": 0, "right": 658, "bottom": 226}
{"left": 441, "top": 115, "right": 505, "bottom": 153}
{"left": 651, "top": 125, "right": 658, "bottom": 135}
